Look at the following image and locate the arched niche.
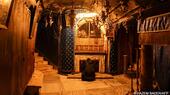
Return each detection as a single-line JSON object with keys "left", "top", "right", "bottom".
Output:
{"left": 75, "top": 18, "right": 105, "bottom": 38}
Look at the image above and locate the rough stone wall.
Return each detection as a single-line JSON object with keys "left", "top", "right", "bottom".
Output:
{"left": 0, "top": 0, "right": 40, "bottom": 94}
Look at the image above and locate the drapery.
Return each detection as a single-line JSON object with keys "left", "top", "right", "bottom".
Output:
{"left": 109, "top": 40, "right": 118, "bottom": 74}
{"left": 60, "top": 28, "right": 74, "bottom": 73}
{"left": 62, "top": 12, "right": 66, "bottom": 29}
{"left": 154, "top": 45, "right": 170, "bottom": 91}
{"left": 36, "top": 13, "right": 59, "bottom": 64}
{"left": 138, "top": 12, "right": 170, "bottom": 33}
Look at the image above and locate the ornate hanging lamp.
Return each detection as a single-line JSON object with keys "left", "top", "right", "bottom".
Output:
{"left": 69, "top": 10, "right": 76, "bottom": 30}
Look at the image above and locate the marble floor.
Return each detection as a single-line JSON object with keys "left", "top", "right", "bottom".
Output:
{"left": 32, "top": 53, "right": 137, "bottom": 95}
{"left": 40, "top": 72, "right": 137, "bottom": 95}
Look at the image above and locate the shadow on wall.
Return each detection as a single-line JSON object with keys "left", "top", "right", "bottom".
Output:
{"left": 155, "top": 45, "right": 170, "bottom": 91}
{"left": 35, "top": 13, "right": 59, "bottom": 65}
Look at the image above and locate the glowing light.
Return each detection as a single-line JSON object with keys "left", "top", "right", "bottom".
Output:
{"left": 75, "top": 13, "right": 99, "bottom": 31}
{"left": 76, "top": 13, "right": 98, "bottom": 19}
{"left": 100, "top": 25, "right": 106, "bottom": 34}
{"left": 3, "top": 0, "right": 11, "bottom": 5}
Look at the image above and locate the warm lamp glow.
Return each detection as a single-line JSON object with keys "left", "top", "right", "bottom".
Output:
{"left": 76, "top": 13, "right": 98, "bottom": 19}
{"left": 3, "top": 0, "right": 11, "bottom": 5}
{"left": 75, "top": 13, "right": 99, "bottom": 31}
{"left": 100, "top": 25, "right": 106, "bottom": 34}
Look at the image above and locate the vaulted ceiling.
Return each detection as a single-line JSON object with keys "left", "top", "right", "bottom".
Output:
{"left": 38, "top": 0, "right": 169, "bottom": 24}
{"left": 37, "top": 0, "right": 141, "bottom": 25}
{"left": 42, "top": 0, "right": 137, "bottom": 14}
{"left": 41, "top": 0, "right": 139, "bottom": 22}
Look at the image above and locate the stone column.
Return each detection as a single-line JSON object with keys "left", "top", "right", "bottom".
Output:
{"left": 140, "top": 45, "right": 153, "bottom": 91}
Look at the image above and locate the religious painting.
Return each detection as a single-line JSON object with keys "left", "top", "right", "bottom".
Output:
{"left": 0, "top": 0, "right": 13, "bottom": 29}
{"left": 77, "top": 23, "right": 89, "bottom": 38}
{"left": 77, "top": 22, "right": 101, "bottom": 38}
{"left": 77, "top": 29, "right": 88, "bottom": 38}
{"left": 89, "top": 22, "right": 101, "bottom": 38}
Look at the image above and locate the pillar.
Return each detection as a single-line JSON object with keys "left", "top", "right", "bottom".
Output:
{"left": 140, "top": 45, "right": 153, "bottom": 91}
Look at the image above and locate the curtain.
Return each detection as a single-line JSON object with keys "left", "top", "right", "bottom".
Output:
{"left": 62, "top": 12, "right": 66, "bottom": 29}
{"left": 109, "top": 39, "right": 118, "bottom": 74}
{"left": 155, "top": 45, "right": 170, "bottom": 91}
{"left": 60, "top": 28, "right": 74, "bottom": 74}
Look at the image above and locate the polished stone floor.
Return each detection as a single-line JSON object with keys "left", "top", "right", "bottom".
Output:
{"left": 40, "top": 72, "right": 137, "bottom": 95}
{"left": 32, "top": 53, "right": 137, "bottom": 95}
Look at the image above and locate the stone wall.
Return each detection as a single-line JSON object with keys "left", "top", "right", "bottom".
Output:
{"left": 0, "top": 0, "right": 40, "bottom": 94}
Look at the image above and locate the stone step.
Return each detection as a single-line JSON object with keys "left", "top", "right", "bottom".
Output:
{"left": 36, "top": 65, "right": 53, "bottom": 71}
{"left": 35, "top": 65, "right": 51, "bottom": 69}
{"left": 43, "top": 61, "right": 48, "bottom": 65}
{"left": 35, "top": 56, "right": 44, "bottom": 63}
{"left": 35, "top": 64, "right": 49, "bottom": 68}
{"left": 36, "top": 64, "right": 53, "bottom": 69}
{"left": 35, "top": 61, "right": 48, "bottom": 66}
{"left": 43, "top": 69, "right": 58, "bottom": 75}
{"left": 34, "top": 64, "right": 58, "bottom": 74}
{"left": 40, "top": 93, "right": 61, "bottom": 95}
{"left": 40, "top": 69, "right": 58, "bottom": 74}
{"left": 34, "top": 53, "right": 39, "bottom": 57}
{"left": 33, "top": 52, "right": 60, "bottom": 95}
{"left": 27, "top": 70, "right": 44, "bottom": 87}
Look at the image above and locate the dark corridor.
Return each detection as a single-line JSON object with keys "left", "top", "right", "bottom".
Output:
{"left": 35, "top": 13, "right": 59, "bottom": 65}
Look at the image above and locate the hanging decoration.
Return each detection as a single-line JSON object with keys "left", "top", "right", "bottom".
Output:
{"left": 61, "top": 10, "right": 66, "bottom": 29}
{"left": 60, "top": 28, "right": 74, "bottom": 74}
{"left": 68, "top": 0, "right": 76, "bottom": 30}
{"left": 69, "top": 10, "right": 76, "bottom": 30}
